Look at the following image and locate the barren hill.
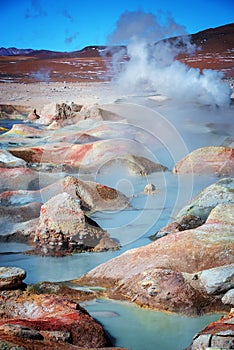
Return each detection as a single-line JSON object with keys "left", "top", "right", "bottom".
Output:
{"left": 0, "top": 23, "right": 233, "bottom": 83}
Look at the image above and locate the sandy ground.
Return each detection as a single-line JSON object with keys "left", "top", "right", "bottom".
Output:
{"left": 1, "top": 79, "right": 233, "bottom": 117}
{"left": 0, "top": 81, "right": 120, "bottom": 109}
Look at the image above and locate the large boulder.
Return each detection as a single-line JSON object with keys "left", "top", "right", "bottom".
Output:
{"left": 9, "top": 139, "right": 167, "bottom": 175}
{"left": 176, "top": 177, "right": 234, "bottom": 220}
{"left": 59, "top": 176, "right": 130, "bottom": 212}
{"left": 151, "top": 177, "right": 234, "bottom": 239}
{"left": 0, "top": 290, "right": 111, "bottom": 349}
{"left": 34, "top": 192, "right": 119, "bottom": 256}
{"left": 173, "top": 146, "right": 234, "bottom": 175}
{"left": 99, "top": 154, "right": 168, "bottom": 176}
{"left": 0, "top": 176, "right": 130, "bottom": 212}
{"left": 76, "top": 203, "right": 234, "bottom": 315}
{"left": 200, "top": 264, "right": 234, "bottom": 295}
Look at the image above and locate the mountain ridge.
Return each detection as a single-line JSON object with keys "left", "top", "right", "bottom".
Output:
{"left": 1, "top": 23, "right": 233, "bottom": 58}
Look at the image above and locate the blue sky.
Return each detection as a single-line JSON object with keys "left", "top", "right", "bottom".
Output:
{"left": 1, "top": 0, "right": 233, "bottom": 51}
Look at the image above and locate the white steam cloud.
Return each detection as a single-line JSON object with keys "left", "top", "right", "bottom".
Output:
{"left": 107, "top": 10, "right": 231, "bottom": 107}
{"left": 107, "top": 10, "right": 187, "bottom": 44}
{"left": 31, "top": 68, "right": 51, "bottom": 82}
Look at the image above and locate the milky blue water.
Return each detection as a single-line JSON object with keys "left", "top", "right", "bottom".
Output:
{"left": 0, "top": 171, "right": 222, "bottom": 350}
{"left": 0, "top": 97, "right": 232, "bottom": 349}
{"left": 81, "top": 299, "right": 221, "bottom": 350}
{"left": 0, "top": 171, "right": 218, "bottom": 282}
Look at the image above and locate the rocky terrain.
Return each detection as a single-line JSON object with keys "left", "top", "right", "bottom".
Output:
{"left": 0, "top": 105, "right": 233, "bottom": 348}
{"left": 0, "top": 174, "right": 131, "bottom": 255}
{"left": 0, "top": 99, "right": 233, "bottom": 348}
{"left": 0, "top": 267, "right": 127, "bottom": 349}
{"left": 0, "top": 22, "right": 233, "bottom": 350}
{"left": 187, "top": 308, "right": 234, "bottom": 349}
{"left": 76, "top": 194, "right": 234, "bottom": 316}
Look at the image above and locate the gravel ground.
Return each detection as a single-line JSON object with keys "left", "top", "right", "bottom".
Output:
{"left": 0, "top": 81, "right": 120, "bottom": 109}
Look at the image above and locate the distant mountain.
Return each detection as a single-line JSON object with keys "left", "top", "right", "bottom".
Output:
{"left": 77, "top": 45, "right": 127, "bottom": 58}
{"left": 166, "top": 23, "right": 234, "bottom": 53}
{"left": 0, "top": 45, "right": 126, "bottom": 59}
{"left": 0, "top": 47, "right": 69, "bottom": 58}
{"left": 0, "top": 23, "right": 233, "bottom": 58}
{"left": 0, "top": 47, "right": 34, "bottom": 56}
{"left": 190, "top": 23, "right": 234, "bottom": 51}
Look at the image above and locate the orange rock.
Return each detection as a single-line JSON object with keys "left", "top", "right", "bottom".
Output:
{"left": 0, "top": 291, "right": 111, "bottom": 348}
{"left": 173, "top": 146, "right": 234, "bottom": 175}
{"left": 0, "top": 175, "right": 130, "bottom": 212}
{"left": 187, "top": 309, "right": 234, "bottom": 349}
{"left": 9, "top": 139, "right": 167, "bottom": 174}
{"left": 77, "top": 203, "right": 234, "bottom": 315}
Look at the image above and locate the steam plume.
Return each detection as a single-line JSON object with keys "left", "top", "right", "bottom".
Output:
{"left": 107, "top": 10, "right": 187, "bottom": 44}
{"left": 107, "top": 10, "right": 231, "bottom": 107}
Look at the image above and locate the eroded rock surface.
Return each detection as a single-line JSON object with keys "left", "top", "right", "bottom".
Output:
{"left": 34, "top": 102, "right": 122, "bottom": 126}
{"left": 173, "top": 146, "right": 234, "bottom": 175}
{"left": 0, "top": 267, "right": 26, "bottom": 291}
{"left": 151, "top": 177, "right": 234, "bottom": 240}
{"left": 0, "top": 105, "right": 31, "bottom": 120}
{"left": 0, "top": 265, "right": 127, "bottom": 349}
{"left": 59, "top": 176, "right": 130, "bottom": 212}
{"left": 187, "top": 309, "right": 234, "bottom": 350}
{"left": 9, "top": 139, "right": 167, "bottom": 175}
{"left": 176, "top": 177, "right": 234, "bottom": 221}
{"left": 0, "top": 175, "right": 130, "bottom": 212}
{"left": 76, "top": 203, "right": 234, "bottom": 315}
{"left": 0, "top": 290, "right": 111, "bottom": 349}
{"left": 34, "top": 192, "right": 119, "bottom": 256}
